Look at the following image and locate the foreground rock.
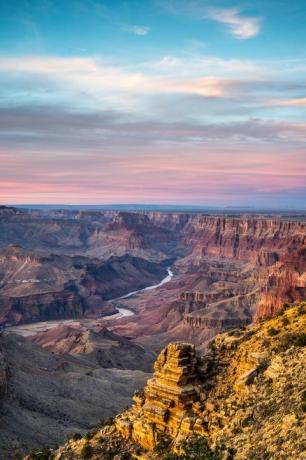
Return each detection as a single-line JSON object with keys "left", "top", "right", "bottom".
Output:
{"left": 53, "top": 303, "right": 306, "bottom": 459}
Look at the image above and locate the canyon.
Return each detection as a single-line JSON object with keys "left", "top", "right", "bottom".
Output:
{"left": 0, "top": 206, "right": 305, "bottom": 457}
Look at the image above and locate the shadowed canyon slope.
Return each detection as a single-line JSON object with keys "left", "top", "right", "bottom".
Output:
{"left": 0, "top": 329, "right": 150, "bottom": 459}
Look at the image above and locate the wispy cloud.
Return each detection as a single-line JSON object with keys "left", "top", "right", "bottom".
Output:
{"left": 264, "top": 97, "right": 306, "bottom": 107}
{"left": 0, "top": 56, "right": 235, "bottom": 101}
{"left": 122, "top": 25, "right": 151, "bottom": 36}
{"left": 208, "top": 8, "right": 261, "bottom": 39}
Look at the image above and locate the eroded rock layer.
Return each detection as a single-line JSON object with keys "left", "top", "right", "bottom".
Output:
{"left": 116, "top": 342, "right": 203, "bottom": 448}
{"left": 53, "top": 303, "right": 306, "bottom": 460}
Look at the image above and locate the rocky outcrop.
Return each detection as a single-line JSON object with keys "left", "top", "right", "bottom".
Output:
{"left": 54, "top": 303, "right": 306, "bottom": 460}
{"left": 116, "top": 342, "right": 204, "bottom": 449}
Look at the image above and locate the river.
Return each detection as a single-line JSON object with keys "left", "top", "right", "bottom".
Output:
{"left": 107, "top": 267, "right": 174, "bottom": 319}
{"left": 5, "top": 267, "right": 174, "bottom": 335}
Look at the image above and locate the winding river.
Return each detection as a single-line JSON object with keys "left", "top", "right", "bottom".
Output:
{"left": 5, "top": 267, "right": 174, "bottom": 335}
{"left": 108, "top": 267, "right": 174, "bottom": 319}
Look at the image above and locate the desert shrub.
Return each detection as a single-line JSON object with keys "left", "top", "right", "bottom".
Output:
{"left": 257, "top": 359, "right": 269, "bottom": 374}
{"left": 85, "top": 426, "right": 100, "bottom": 440}
{"left": 295, "top": 333, "right": 306, "bottom": 346}
{"left": 13, "top": 453, "right": 23, "bottom": 460}
{"left": 267, "top": 327, "right": 279, "bottom": 337}
{"left": 72, "top": 433, "right": 82, "bottom": 441}
{"left": 28, "top": 446, "right": 53, "bottom": 460}
{"left": 80, "top": 441, "right": 93, "bottom": 459}
{"left": 154, "top": 435, "right": 172, "bottom": 453}
{"left": 279, "top": 332, "right": 306, "bottom": 349}
{"left": 281, "top": 316, "right": 290, "bottom": 326}
{"left": 181, "top": 437, "right": 223, "bottom": 459}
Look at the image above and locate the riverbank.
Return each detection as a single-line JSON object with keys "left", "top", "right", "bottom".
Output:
{"left": 5, "top": 267, "right": 174, "bottom": 336}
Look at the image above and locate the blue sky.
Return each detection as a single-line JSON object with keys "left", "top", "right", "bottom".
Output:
{"left": 0, "top": 0, "right": 306, "bottom": 207}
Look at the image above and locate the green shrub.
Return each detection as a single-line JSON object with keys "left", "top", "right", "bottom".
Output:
{"left": 80, "top": 441, "right": 93, "bottom": 459}
{"left": 181, "top": 437, "right": 223, "bottom": 459}
{"left": 267, "top": 327, "right": 279, "bottom": 337}
{"left": 281, "top": 317, "right": 290, "bottom": 326}
{"left": 295, "top": 333, "right": 306, "bottom": 347}
{"left": 28, "top": 446, "right": 53, "bottom": 460}
{"left": 154, "top": 435, "right": 172, "bottom": 453}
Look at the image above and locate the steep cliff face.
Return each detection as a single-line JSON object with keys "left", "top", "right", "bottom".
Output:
{"left": 256, "top": 246, "right": 306, "bottom": 318}
{"left": 182, "top": 215, "right": 306, "bottom": 260}
{"left": 53, "top": 303, "right": 306, "bottom": 460}
{"left": 0, "top": 247, "right": 166, "bottom": 326}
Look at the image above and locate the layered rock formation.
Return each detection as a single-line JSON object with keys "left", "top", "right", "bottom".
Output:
{"left": 116, "top": 342, "right": 204, "bottom": 449}
{"left": 54, "top": 303, "right": 306, "bottom": 460}
{"left": 0, "top": 245, "right": 166, "bottom": 326}
{"left": 0, "top": 207, "right": 305, "bottom": 333}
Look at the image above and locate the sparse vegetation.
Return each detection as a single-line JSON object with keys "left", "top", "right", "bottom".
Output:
{"left": 80, "top": 440, "right": 93, "bottom": 459}
{"left": 267, "top": 327, "right": 279, "bottom": 337}
{"left": 281, "top": 316, "right": 290, "bottom": 326}
{"left": 28, "top": 446, "right": 54, "bottom": 460}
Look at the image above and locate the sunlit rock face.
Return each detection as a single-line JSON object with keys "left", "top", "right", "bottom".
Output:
{"left": 116, "top": 342, "right": 206, "bottom": 449}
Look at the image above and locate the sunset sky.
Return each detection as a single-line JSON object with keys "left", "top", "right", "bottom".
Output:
{"left": 0, "top": 0, "right": 306, "bottom": 207}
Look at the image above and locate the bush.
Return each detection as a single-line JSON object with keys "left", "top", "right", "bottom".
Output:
{"left": 281, "top": 317, "right": 290, "bottom": 326}
{"left": 295, "top": 333, "right": 306, "bottom": 347}
{"left": 277, "top": 332, "right": 306, "bottom": 351}
{"left": 28, "top": 447, "right": 53, "bottom": 460}
{"left": 154, "top": 435, "right": 172, "bottom": 453}
{"left": 181, "top": 437, "right": 223, "bottom": 460}
{"left": 267, "top": 327, "right": 279, "bottom": 337}
{"left": 80, "top": 441, "right": 93, "bottom": 459}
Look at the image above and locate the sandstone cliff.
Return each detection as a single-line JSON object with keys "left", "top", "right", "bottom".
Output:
{"left": 53, "top": 303, "right": 306, "bottom": 460}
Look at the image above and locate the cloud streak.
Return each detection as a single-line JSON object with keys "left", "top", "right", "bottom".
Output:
{"left": 208, "top": 8, "right": 261, "bottom": 39}
{"left": 122, "top": 25, "right": 151, "bottom": 36}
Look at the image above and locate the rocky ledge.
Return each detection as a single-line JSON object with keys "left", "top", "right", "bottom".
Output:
{"left": 52, "top": 302, "right": 306, "bottom": 460}
{"left": 116, "top": 342, "right": 205, "bottom": 449}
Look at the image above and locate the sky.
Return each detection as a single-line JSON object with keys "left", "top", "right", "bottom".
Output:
{"left": 0, "top": 0, "right": 306, "bottom": 208}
